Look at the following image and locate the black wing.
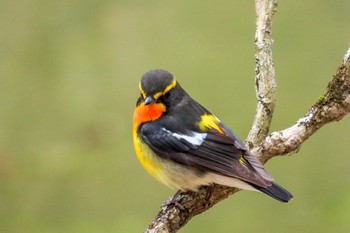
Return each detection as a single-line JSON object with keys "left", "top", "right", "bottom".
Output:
{"left": 140, "top": 122, "right": 273, "bottom": 187}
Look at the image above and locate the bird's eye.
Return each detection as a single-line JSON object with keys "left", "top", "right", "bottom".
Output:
{"left": 163, "top": 91, "right": 170, "bottom": 99}
{"left": 157, "top": 92, "right": 169, "bottom": 104}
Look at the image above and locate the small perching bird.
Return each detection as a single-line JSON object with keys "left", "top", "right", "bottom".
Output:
{"left": 133, "top": 69, "right": 293, "bottom": 202}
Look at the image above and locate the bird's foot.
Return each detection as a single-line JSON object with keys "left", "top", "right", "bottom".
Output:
{"left": 162, "top": 190, "right": 186, "bottom": 211}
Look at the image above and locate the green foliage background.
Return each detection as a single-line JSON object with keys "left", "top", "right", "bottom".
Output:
{"left": 1, "top": 1, "right": 350, "bottom": 232}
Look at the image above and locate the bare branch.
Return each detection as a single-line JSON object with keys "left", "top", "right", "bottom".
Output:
{"left": 253, "top": 46, "right": 350, "bottom": 163}
{"left": 145, "top": 186, "right": 239, "bottom": 233}
{"left": 247, "top": 0, "right": 278, "bottom": 149}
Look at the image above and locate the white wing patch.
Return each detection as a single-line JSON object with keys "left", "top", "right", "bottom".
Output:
{"left": 172, "top": 132, "right": 206, "bottom": 146}
{"left": 162, "top": 128, "right": 206, "bottom": 146}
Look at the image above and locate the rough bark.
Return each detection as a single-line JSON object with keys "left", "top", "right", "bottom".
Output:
{"left": 254, "top": 50, "right": 350, "bottom": 163}
{"left": 144, "top": 0, "right": 350, "bottom": 232}
{"left": 247, "top": 0, "right": 278, "bottom": 149}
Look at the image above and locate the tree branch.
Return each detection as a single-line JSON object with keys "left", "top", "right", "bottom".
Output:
{"left": 253, "top": 46, "right": 350, "bottom": 163}
{"left": 144, "top": 0, "right": 350, "bottom": 231}
{"left": 247, "top": 0, "right": 278, "bottom": 149}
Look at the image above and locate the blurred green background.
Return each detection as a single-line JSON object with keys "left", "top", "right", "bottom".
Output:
{"left": 1, "top": 0, "right": 350, "bottom": 232}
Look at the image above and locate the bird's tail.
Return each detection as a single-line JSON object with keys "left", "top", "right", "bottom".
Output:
{"left": 252, "top": 182, "right": 293, "bottom": 203}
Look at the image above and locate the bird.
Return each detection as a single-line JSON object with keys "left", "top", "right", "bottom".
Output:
{"left": 132, "top": 69, "right": 293, "bottom": 202}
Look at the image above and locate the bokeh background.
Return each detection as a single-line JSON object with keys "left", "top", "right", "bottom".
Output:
{"left": 1, "top": 1, "right": 350, "bottom": 232}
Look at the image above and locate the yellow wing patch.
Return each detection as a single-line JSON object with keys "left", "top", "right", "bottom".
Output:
{"left": 198, "top": 114, "right": 224, "bottom": 133}
{"left": 239, "top": 157, "right": 248, "bottom": 166}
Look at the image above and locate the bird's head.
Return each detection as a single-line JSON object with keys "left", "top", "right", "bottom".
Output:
{"left": 137, "top": 69, "right": 178, "bottom": 106}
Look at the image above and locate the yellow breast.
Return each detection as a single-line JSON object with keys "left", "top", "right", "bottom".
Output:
{"left": 132, "top": 129, "right": 212, "bottom": 191}
{"left": 133, "top": 131, "right": 163, "bottom": 180}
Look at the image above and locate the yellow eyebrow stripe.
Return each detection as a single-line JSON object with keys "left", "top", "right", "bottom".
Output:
{"left": 153, "top": 79, "right": 177, "bottom": 99}
{"left": 163, "top": 79, "right": 177, "bottom": 95}
{"left": 139, "top": 82, "right": 147, "bottom": 98}
{"left": 153, "top": 91, "right": 163, "bottom": 99}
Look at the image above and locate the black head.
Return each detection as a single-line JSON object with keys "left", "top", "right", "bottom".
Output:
{"left": 138, "top": 69, "right": 178, "bottom": 105}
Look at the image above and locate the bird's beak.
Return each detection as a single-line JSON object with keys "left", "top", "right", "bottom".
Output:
{"left": 144, "top": 96, "right": 156, "bottom": 105}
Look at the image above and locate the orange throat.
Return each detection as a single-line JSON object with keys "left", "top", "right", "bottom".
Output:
{"left": 133, "top": 102, "right": 166, "bottom": 128}
{"left": 132, "top": 102, "right": 166, "bottom": 181}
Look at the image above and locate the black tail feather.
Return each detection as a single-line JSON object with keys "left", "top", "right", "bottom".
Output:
{"left": 252, "top": 182, "right": 293, "bottom": 203}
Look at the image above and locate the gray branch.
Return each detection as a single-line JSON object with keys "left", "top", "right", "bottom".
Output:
{"left": 253, "top": 46, "right": 350, "bottom": 163}
{"left": 144, "top": 0, "right": 350, "bottom": 232}
{"left": 247, "top": 0, "right": 278, "bottom": 149}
